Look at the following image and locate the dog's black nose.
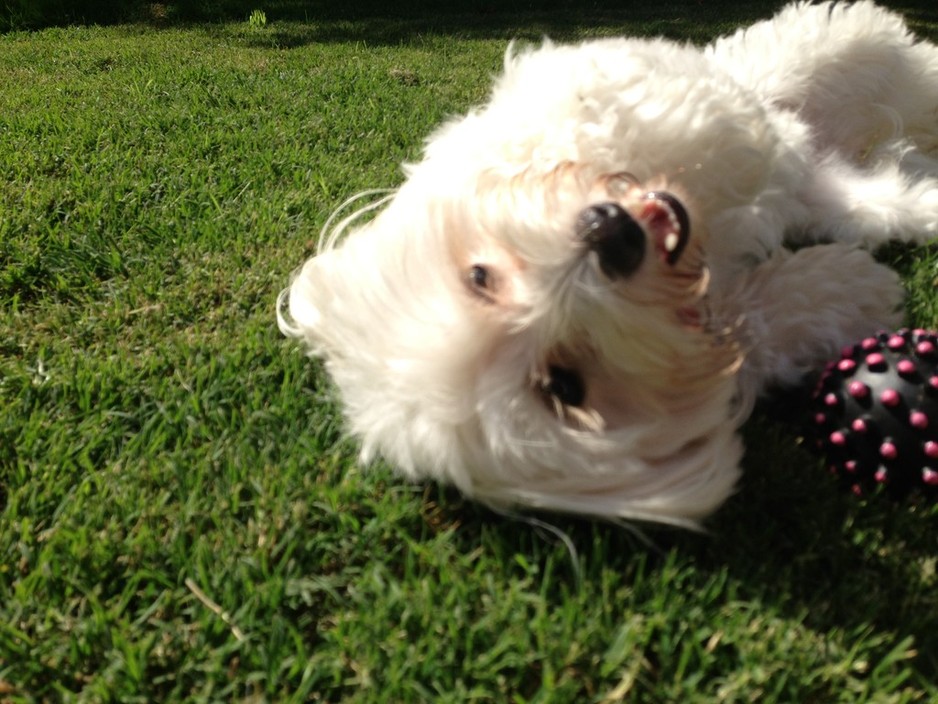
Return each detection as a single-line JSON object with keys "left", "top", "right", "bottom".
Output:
{"left": 575, "top": 202, "right": 645, "bottom": 279}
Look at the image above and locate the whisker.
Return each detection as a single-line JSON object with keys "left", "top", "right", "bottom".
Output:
{"left": 318, "top": 188, "right": 396, "bottom": 254}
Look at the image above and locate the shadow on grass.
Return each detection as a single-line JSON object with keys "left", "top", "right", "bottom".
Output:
{"left": 182, "top": 0, "right": 936, "bottom": 48}
{"left": 413, "top": 409, "right": 938, "bottom": 684}
{"left": 10, "top": 0, "right": 936, "bottom": 40}
{"left": 238, "top": 1, "right": 782, "bottom": 47}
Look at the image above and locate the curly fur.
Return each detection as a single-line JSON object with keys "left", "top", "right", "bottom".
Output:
{"left": 280, "top": 1, "right": 938, "bottom": 527}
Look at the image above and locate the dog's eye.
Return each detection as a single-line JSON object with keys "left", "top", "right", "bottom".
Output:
{"left": 469, "top": 264, "right": 489, "bottom": 288}
{"left": 545, "top": 365, "right": 586, "bottom": 407}
{"left": 467, "top": 264, "right": 495, "bottom": 301}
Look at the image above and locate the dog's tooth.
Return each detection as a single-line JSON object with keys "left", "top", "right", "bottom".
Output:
{"left": 664, "top": 232, "right": 679, "bottom": 252}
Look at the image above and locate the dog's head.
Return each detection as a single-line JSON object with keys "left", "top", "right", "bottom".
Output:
{"left": 280, "top": 160, "right": 745, "bottom": 526}
{"left": 279, "top": 38, "right": 787, "bottom": 525}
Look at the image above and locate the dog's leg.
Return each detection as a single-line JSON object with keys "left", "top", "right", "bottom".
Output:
{"left": 900, "top": 41, "right": 938, "bottom": 158}
{"left": 722, "top": 243, "right": 904, "bottom": 402}
{"left": 793, "top": 158, "right": 938, "bottom": 247}
{"left": 712, "top": 1, "right": 938, "bottom": 163}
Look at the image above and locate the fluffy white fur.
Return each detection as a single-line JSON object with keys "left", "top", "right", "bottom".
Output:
{"left": 279, "top": 1, "right": 938, "bottom": 527}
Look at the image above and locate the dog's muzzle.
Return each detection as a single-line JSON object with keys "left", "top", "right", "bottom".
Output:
{"left": 576, "top": 192, "right": 690, "bottom": 278}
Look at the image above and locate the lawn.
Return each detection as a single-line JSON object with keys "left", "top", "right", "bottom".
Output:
{"left": 1, "top": 1, "right": 937, "bottom": 701}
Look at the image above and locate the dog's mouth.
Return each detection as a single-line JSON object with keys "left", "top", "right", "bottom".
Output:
{"left": 576, "top": 191, "right": 690, "bottom": 278}
{"left": 641, "top": 192, "right": 690, "bottom": 267}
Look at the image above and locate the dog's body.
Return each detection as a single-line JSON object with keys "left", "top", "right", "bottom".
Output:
{"left": 280, "top": 2, "right": 938, "bottom": 526}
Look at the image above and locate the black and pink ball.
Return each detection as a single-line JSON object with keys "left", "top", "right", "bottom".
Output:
{"left": 809, "top": 328, "right": 938, "bottom": 500}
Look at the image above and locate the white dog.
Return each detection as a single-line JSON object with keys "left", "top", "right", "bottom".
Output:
{"left": 279, "top": 1, "right": 938, "bottom": 527}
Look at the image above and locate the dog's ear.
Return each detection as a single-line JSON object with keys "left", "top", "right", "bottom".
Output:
{"left": 276, "top": 230, "right": 490, "bottom": 494}
{"left": 277, "top": 253, "right": 330, "bottom": 354}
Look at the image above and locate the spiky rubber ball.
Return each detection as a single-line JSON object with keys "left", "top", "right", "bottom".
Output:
{"left": 810, "top": 329, "right": 938, "bottom": 500}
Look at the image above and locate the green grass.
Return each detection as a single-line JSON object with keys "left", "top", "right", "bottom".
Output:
{"left": 2, "top": 2, "right": 938, "bottom": 701}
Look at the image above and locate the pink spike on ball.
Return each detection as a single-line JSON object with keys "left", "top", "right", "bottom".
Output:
{"left": 880, "top": 389, "right": 901, "bottom": 407}
{"left": 847, "top": 381, "right": 869, "bottom": 399}
{"left": 887, "top": 335, "right": 907, "bottom": 350}
{"left": 896, "top": 359, "right": 917, "bottom": 376}
{"left": 838, "top": 358, "right": 857, "bottom": 373}
{"left": 880, "top": 441, "right": 898, "bottom": 460}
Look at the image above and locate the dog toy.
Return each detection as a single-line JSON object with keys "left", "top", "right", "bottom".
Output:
{"left": 810, "top": 329, "right": 938, "bottom": 499}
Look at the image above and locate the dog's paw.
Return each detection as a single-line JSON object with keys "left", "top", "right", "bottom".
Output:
{"left": 730, "top": 243, "right": 904, "bottom": 395}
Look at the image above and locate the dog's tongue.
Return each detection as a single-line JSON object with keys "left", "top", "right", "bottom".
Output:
{"left": 640, "top": 192, "right": 690, "bottom": 265}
